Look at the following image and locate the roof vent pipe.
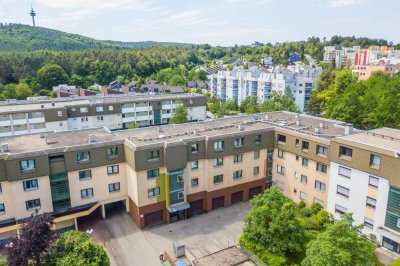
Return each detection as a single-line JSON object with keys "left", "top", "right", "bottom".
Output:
{"left": 1, "top": 143, "right": 9, "bottom": 152}
{"left": 88, "top": 134, "right": 96, "bottom": 143}
{"left": 344, "top": 124, "right": 353, "bottom": 135}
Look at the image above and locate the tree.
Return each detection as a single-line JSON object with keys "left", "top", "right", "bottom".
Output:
{"left": 169, "top": 74, "right": 185, "bottom": 86}
{"left": 240, "top": 187, "right": 307, "bottom": 265}
{"left": 37, "top": 64, "right": 68, "bottom": 90}
{"left": 15, "top": 82, "right": 32, "bottom": 99}
{"left": 8, "top": 212, "right": 55, "bottom": 266}
{"left": 302, "top": 214, "right": 377, "bottom": 266}
{"left": 239, "top": 96, "right": 259, "bottom": 114}
{"left": 2, "top": 83, "right": 17, "bottom": 99}
{"left": 50, "top": 230, "right": 109, "bottom": 266}
{"left": 170, "top": 101, "right": 189, "bottom": 124}
{"left": 259, "top": 92, "right": 299, "bottom": 113}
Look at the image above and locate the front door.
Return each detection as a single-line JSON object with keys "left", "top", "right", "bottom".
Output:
{"left": 170, "top": 210, "right": 186, "bottom": 223}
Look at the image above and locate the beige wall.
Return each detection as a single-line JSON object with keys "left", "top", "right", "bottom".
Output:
{"left": 0, "top": 181, "right": 16, "bottom": 220}
{"left": 68, "top": 163, "right": 127, "bottom": 207}
{"left": 9, "top": 176, "right": 53, "bottom": 219}
{"left": 273, "top": 148, "right": 329, "bottom": 207}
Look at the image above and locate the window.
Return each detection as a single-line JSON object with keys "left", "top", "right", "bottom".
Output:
{"left": 233, "top": 170, "right": 243, "bottom": 180}
{"left": 81, "top": 188, "right": 94, "bottom": 199}
{"left": 26, "top": 199, "right": 41, "bottom": 211}
{"left": 147, "top": 150, "right": 160, "bottom": 161}
{"left": 81, "top": 117, "right": 88, "bottom": 122}
{"left": 71, "top": 107, "right": 76, "bottom": 112}
{"left": 79, "top": 170, "right": 92, "bottom": 181}
{"left": 301, "top": 175, "right": 307, "bottom": 185}
{"left": 314, "top": 198, "right": 324, "bottom": 206}
{"left": 107, "top": 147, "right": 119, "bottom": 158}
{"left": 191, "top": 161, "right": 199, "bottom": 170}
{"left": 177, "top": 175, "right": 184, "bottom": 183}
{"left": 276, "top": 181, "right": 284, "bottom": 191}
{"left": 339, "top": 146, "right": 353, "bottom": 158}
{"left": 20, "top": 159, "right": 36, "bottom": 171}
{"left": 295, "top": 139, "right": 299, "bottom": 146}
{"left": 335, "top": 204, "right": 347, "bottom": 215}
{"left": 177, "top": 192, "right": 184, "bottom": 199}
{"left": 278, "top": 149, "right": 285, "bottom": 158}
{"left": 370, "top": 154, "right": 381, "bottom": 167}
{"left": 96, "top": 106, "right": 103, "bottom": 112}
{"left": 337, "top": 185, "right": 350, "bottom": 198}
{"left": 364, "top": 218, "right": 374, "bottom": 229}
{"left": 97, "top": 116, "right": 103, "bottom": 121}
{"left": 302, "top": 158, "right": 309, "bottom": 167}
{"left": 255, "top": 135, "right": 261, "bottom": 145}
{"left": 23, "top": 179, "right": 38, "bottom": 191}
{"left": 148, "top": 187, "right": 160, "bottom": 198}
{"left": 277, "top": 134, "right": 286, "bottom": 143}
{"left": 369, "top": 176, "right": 379, "bottom": 188}
{"left": 77, "top": 151, "right": 90, "bottom": 163}
{"left": 57, "top": 111, "right": 63, "bottom": 117}
{"left": 253, "top": 166, "right": 260, "bottom": 176}
{"left": 302, "top": 141, "right": 309, "bottom": 150}
{"left": 316, "top": 163, "right": 327, "bottom": 173}
{"left": 213, "top": 175, "right": 223, "bottom": 184}
{"left": 107, "top": 165, "right": 119, "bottom": 175}
{"left": 338, "top": 166, "right": 351, "bottom": 178}
{"left": 191, "top": 143, "right": 199, "bottom": 153}
{"left": 315, "top": 180, "right": 326, "bottom": 192}
{"left": 80, "top": 107, "right": 88, "bottom": 113}
{"left": 0, "top": 183, "right": 2, "bottom": 194}
{"left": 254, "top": 150, "right": 260, "bottom": 159}
{"left": 300, "top": 191, "right": 307, "bottom": 200}
{"left": 109, "top": 106, "right": 114, "bottom": 111}
{"left": 147, "top": 168, "right": 160, "bottom": 179}
{"left": 191, "top": 178, "right": 199, "bottom": 188}
{"left": 0, "top": 203, "right": 4, "bottom": 214}
{"left": 214, "top": 141, "right": 224, "bottom": 151}
{"left": 234, "top": 154, "right": 243, "bottom": 163}
{"left": 366, "top": 197, "right": 377, "bottom": 209}
{"left": 109, "top": 182, "right": 120, "bottom": 192}
{"left": 277, "top": 165, "right": 285, "bottom": 175}
{"left": 213, "top": 157, "right": 223, "bottom": 167}
{"left": 316, "top": 145, "right": 328, "bottom": 156}
{"left": 234, "top": 138, "right": 244, "bottom": 148}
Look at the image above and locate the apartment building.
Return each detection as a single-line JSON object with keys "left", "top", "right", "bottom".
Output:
{"left": 327, "top": 128, "right": 400, "bottom": 254}
{"left": 209, "top": 64, "right": 321, "bottom": 112}
{"left": 0, "top": 112, "right": 398, "bottom": 256}
{"left": 0, "top": 93, "right": 207, "bottom": 137}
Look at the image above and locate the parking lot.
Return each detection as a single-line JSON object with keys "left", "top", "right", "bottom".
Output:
{"left": 104, "top": 202, "right": 250, "bottom": 266}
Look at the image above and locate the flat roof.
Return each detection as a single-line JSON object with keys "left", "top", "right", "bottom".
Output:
{"left": 0, "top": 93, "right": 204, "bottom": 114}
{"left": 193, "top": 246, "right": 256, "bottom": 266}
{"left": 336, "top": 128, "right": 400, "bottom": 153}
{"left": 0, "top": 112, "right": 351, "bottom": 156}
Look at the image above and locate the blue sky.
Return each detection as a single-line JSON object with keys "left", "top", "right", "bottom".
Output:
{"left": 0, "top": 0, "right": 399, "bottom": 45}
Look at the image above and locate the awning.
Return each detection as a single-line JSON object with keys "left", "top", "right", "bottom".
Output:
{"left": 168, "top": 202, "right": 190, "bottom": 213}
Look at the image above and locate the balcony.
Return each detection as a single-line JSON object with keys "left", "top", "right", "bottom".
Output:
{"left": 28, "top": 117, "right": 45, "bottom": 124}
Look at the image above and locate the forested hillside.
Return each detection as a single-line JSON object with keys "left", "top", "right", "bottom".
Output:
{"left": 0, "top": 24, "right": 194, "bottom": 51}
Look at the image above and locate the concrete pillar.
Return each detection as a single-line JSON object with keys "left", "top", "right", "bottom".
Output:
{"left": 125, "top": 198, "right": 129, "bottom": 212}
{"left": 74, "top": 218, "right": 78, "bottom": 231}
{"left": 101, "top": 204, "right": 106, "bottom": 220}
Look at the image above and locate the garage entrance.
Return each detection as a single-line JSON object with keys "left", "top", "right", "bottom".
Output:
{"left": 212, "top": 196, "right": 225, "bottom": 210}
{"left": 104, "top": 200, "right": 127, "bottom": 218}
{"left": 187, "top": 199, "right": 204, "bottom": 217}
{"left": 249, "top": 186, "right": 263, "bottom": 200}
{"left": 231, "top": 191, "right": 243, "bottom": 205}
{"left": 144, "top": 210, "right": 164, "bottom": 227}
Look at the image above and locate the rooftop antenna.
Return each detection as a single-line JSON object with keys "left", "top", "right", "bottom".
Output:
{"left": 30, "top": 4, "right": 36, "bottom": 27}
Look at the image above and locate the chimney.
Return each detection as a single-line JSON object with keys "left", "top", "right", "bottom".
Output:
{"left": 320, "top": 122, "right": 325, "bottom": 129}
{"left": 344, "top": 124, "right": 353, "bottom": 135}
{"left": 314, "top": 128, "right": 321, "bottom": 134}
{"left": 88, "top": 134, "right": 96, "bottom": 143}
{"left": 1, "top": 143, "right": 9, "bottom": 152}
{"left": 296, "top": 120, "right": 301, "bottom": 126}
{"left": 194, "top": 129, "right": 199, "bottom": 136}
{"left": 238, "top": 125, "right": 244, "bottom": 131}
{"left": 295, "top": 114, "right": 299, "bottom": 120}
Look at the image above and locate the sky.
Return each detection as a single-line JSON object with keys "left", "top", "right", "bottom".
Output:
{"left": 0, "top": 0, "right": 399, "bottom": 46}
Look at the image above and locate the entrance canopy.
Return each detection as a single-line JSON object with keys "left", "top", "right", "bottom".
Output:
{"left": 167, "top": 202, "right": 190, "bottom": 213}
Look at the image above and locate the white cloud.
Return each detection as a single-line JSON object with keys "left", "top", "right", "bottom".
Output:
{"left": 36, "top": 0, "right": 158, "bottom": 11}
{"left": 223, "top": 0, "right": 274, "bottom": 4}
{"left": 329, "top": 0, "right": 369, "bottom": 7}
